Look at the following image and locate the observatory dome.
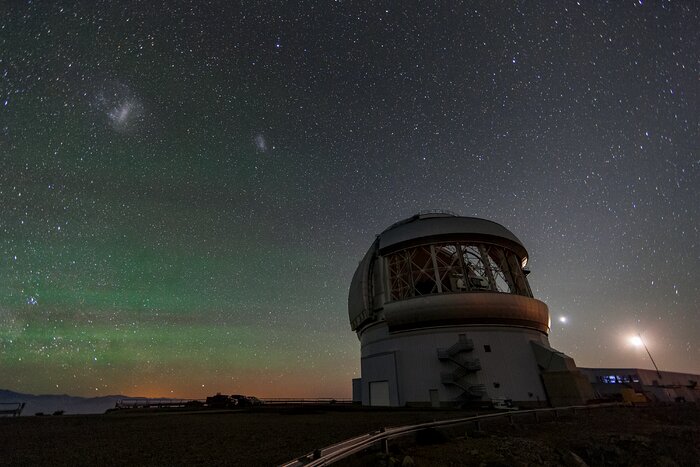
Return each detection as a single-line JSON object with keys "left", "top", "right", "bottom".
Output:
{"left": 348, "top": 212, "right": 593, "bottom": 408}
{"left": 349, "top": 211, "right": 549, "bottom": 334}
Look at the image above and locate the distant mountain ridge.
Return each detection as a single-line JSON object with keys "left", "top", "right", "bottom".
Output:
{"left": 0, "top": 389, "right": 130, "bottom": 415}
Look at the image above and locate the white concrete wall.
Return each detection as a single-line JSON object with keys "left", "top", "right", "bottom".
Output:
{"left": 360, "top": 322, "right": 550, "bottom": 406}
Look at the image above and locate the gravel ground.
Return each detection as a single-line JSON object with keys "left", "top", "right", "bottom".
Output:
{"left": 0, "top": 405, "right": 466, "bottom": 466}
{"left": 346, "top": 405, "right": 700, "bottom": 467}
{"left": 1, "top": 404, "right": 698, "bottom": 466}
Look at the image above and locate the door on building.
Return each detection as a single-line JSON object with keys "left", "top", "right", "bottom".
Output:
{"left": 429, "top": 389, "right": 440, "bottom": 408}
{"left": 369, "top": 381, "right": 390, "bottom": 406}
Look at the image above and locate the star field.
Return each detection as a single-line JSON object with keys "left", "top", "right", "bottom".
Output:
{"left": 1, "top": 1, "right": 698, "bottom": 398}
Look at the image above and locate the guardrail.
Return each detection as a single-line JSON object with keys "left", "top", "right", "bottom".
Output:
{"left": 115, "top": 399, "right": 206, "bottom": 409}
{"left": 261, "top": 399, "right": 353, "bottom": 405}
{"left": 0, "top": 402, "right": 26, "bottom": 417}
{"left": 114, "top": 398, "right": 354, "bottom": 410}
{"left": 281, "top": 402, "right": 624, "bottom": 467}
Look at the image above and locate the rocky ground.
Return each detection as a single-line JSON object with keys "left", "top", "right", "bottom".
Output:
{"left": 0, "top": 405, "right": 464, "bottom": 466}
{"left": 0, "top": 404, "right": 697, "bottom": 466}
{"left": 351, "top": 405, "right": 700, "bottom": 467}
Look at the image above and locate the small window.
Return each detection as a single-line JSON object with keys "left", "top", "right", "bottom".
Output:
{"left": 484, "top": 345, "right": 492, "bottom": 352}
{"left": 493, "top": 382, "right": 500, "bottom": 388}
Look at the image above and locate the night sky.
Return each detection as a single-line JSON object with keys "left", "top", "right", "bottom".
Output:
{"left": 1, "top": 1, "right": 698, "bottom": 399}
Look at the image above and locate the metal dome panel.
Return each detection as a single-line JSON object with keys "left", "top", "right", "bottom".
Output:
{"left": 378, "top": 214, "right": 527, "bottom": 257}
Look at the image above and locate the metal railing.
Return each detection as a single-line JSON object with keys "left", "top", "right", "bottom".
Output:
{"left": 0, "top": 402, "right": 25, "bottom": 417}
{"left": 261, "top": 399, "right": 353, "bottom": 405}
{"left": 115, "top": 398, "right": 206, "bottom": 409}
{"left": 114, "top": 398, "right": 353, "bottom": 409}
{"left": 280, "top": 402, "right": 624, "bottom": 467}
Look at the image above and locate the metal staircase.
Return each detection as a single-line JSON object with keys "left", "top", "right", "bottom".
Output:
{"left": 436, "top": 334, "right": 474, "bottom": 359}
{"left": 439, "top": 374, "right": 486, "bottom": 399}
{"left": 437, "top": 334, "right": 484, "bottom": 401}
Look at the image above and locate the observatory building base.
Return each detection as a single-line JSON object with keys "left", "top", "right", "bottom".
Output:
{"left": 357, "top": 323, "right": 555, "bottom": 407}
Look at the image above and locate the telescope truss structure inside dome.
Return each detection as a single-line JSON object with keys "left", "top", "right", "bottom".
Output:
{"left": 386, "top": 242, "right": 532, "bottom": 302}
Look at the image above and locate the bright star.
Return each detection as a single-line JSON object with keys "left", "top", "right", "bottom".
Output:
{"left": 629, "top": 335, "right": 644, "bottom": 347}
